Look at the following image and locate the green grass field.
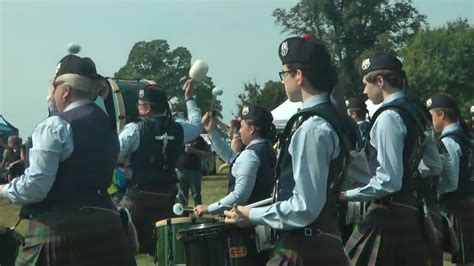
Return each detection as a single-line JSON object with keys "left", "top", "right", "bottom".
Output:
{"left": 0, "top": 176, "right": 228, "bottom": 266}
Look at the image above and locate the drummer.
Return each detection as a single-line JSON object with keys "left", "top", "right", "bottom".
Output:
{"left": 118, "top": 79, "right": 201, "bottom": 255}
{"left": 224, "top": 36, "right": 350, "bottom": 265}
{"left": 194, "top": 104, "right": 276, "bottom": 216}
{"left": 427, "top": 93, "right": 474, "bottom": 265}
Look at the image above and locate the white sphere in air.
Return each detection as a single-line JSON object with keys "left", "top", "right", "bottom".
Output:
{"left": 212, "top": 87, "right": 223, "bottom": 96}
{"left": 189, "top": 59, "right": 209, "bottom": 82}
{"left": 67, "top": 43, "right": 81, "bottom": 54}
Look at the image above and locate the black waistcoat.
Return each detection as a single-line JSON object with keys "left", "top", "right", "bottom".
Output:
{"left": 227, "top": 140, "right": 276, "bottom": 204}
{"left": 441, "top": 130, "right": 473, "bottom": 200}
{"left": 129, "top": 116, "right": 184, "bottom": 186}
{"left": 20, "top": 103, "right": 119, "bottom": 218}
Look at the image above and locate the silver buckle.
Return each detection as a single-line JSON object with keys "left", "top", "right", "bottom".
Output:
{"left": 304, "top": 228, "right": 312, "bottom": 237}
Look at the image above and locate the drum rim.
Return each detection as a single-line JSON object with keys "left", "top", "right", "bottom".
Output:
{"left": 155, "top": 217, "right": 214, "bottom": 227}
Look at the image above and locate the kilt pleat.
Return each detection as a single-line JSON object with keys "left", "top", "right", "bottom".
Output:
{"left": 345, "top": 201, "right": 432, "bottom": 266}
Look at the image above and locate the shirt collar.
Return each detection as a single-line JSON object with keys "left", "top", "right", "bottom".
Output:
{"left": 382, "top": 90, "right": 406, "bottom": 106}
{"left": 301, "top": 93, "right": 329, "bottom": 109}
{"left": 245, "top": 138, "right": 267, "bottom": 149}
{"left": 64, "top": 99, "right": 93, "bottom": 112}
{"left": 441, "top": 122, "right": 461, "bottom": 136}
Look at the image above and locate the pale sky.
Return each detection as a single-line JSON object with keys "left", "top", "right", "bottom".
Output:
{"left": 1, "top": 0, "right": 472, "bottom": 138}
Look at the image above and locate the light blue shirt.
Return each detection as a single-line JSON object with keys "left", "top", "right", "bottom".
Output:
{"left": 1, "top": 100, "right": 93, "bottom": 204}
{"left": 345, "top": 91, "right": 442, "bottom": 201}
{"left": 249, "top": 94, "right": 341, "bottom": 230}
{"left": 207, "top": 130, "right": 264, "bottom": 214}
{"left": 438, "top": 123, "right": 462, "bottom": 195}
{"left": 118, "top": 99, "right": 201, "bottom": 163}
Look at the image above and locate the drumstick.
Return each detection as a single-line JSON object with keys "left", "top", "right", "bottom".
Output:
{"left": 245, "top": 197, "right": 273, "bottom": 208}
{"left": 217, "top": 197, "right": 273, "bottom": 219}
{"left": 209, "top": 87, "right": 223, "bottom": 113}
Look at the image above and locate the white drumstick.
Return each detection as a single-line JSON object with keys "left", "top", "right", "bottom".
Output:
{"left": 245, "top": 197, "right": 273, "bottom": 208}
{"left": 172, "top": 203, "right": 194, "bottom": 216}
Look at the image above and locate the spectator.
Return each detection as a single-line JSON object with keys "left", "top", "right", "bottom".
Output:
{"left": 176, "top": 136, "right": 210, "bottom": 206}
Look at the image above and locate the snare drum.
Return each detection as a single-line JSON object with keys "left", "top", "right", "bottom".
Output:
{"left": 178, "top": 223, "right": 268, "bottom": 266}
{"left": 154, "top": 217, "right": 214, "bottom": 266}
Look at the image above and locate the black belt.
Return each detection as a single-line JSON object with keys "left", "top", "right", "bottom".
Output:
{"left": 274, "top": 227, "right": 343, "bottom": 243}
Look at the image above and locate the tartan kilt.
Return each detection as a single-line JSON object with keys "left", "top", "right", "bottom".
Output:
{"left": 267, "top": 232, "right": 350, "bottom": 266}
{"left": 345, "top": 200, "right": 432, "bottom": 266}
{"left": 16, "top": 207, "right": 136, "bottom": 266}
{"left": 442, "top": 197, "right": 474, "bottom": 264}
{"left": 120, "top": 183, "right": 177, "bottom": 256}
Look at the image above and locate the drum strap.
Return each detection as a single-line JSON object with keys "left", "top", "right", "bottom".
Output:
{"left": 13, "top": 218, "right": 22, "bottom": 230}
{"left": 103, "top": 79, "right": 117, "bottom": 131}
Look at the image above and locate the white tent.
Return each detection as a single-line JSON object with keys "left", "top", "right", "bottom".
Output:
{"left": 271, "top": 100, "right": 302, "bottom": 130}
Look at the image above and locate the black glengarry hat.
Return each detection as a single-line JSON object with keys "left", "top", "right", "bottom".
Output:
{"left": 359, "top": 53, "right": 403, "bottom": 77}
{"left": 138, "top": 86, "right": 168, "bottom": 107}
{"left": 240, "top": 104, "right": 273, "bottom": 131}
{"left": 278, "top": 35, "right": 336, "bottom": 91}
{"left": 346, "top": 97, "right": 368, "bottom": 113}
{"left": 426, "top": 93, "right": 459, "bottom": 114}
{"left": 55, "top": 54, "right": 103, "bottom": 79}
{"left": 278, "top": 37, "right": 331, "bottom": 68}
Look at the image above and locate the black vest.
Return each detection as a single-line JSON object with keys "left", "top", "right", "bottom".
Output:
{"left": 367, "top": 97, "right": 427, "bottom": 197}
{"left": 273, "top": 101, "right": 351, "bottom": 237}
{"left": 275, "top": 102, "right": 347, "bottom": 207}
{"left": 227, "top": 140, "right": 275, "bottom": 204}
{"left": 440, "top": 130, "right": 473, "bottom": 200}
{"left": 20, "top": 103, "right": 119, "bottom": 218}
{"left": 129, "top": 116, "right": 184, "bottom": 186}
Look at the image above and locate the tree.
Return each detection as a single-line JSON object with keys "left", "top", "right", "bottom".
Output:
{"left": 402, "top": 19, "right": 474, "bottom": 117}
{"left": 115, "top": 39, "right": 221, "bottom": 116}
{"left": 272, "top": 0, "right": 426, "bottom": 97}
{"left": 235, "top": 80, "right": 286, "bottom": 115}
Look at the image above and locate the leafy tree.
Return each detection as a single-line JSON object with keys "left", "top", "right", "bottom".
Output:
{"left": 115, "top": 39, "right": 221, "bottom": 117}
{"left": 272, "top": 0, "right": 426, "bottom": 97}
{"left": 402, "top": 19, "right": 474, "bottom": 118}
{"left": 235, "top": 80, "right": 286, "bottom": 115}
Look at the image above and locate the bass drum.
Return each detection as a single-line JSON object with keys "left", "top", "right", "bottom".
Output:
{"left": 95, "top": 79, "right": 158, "bottom": 132}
